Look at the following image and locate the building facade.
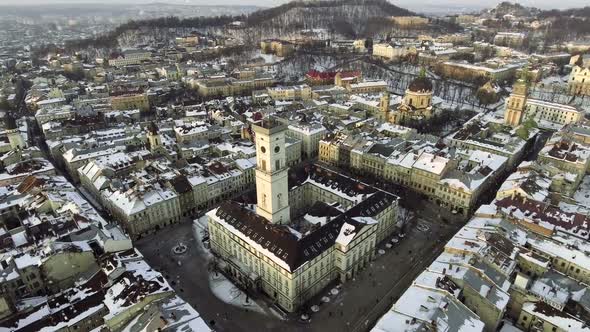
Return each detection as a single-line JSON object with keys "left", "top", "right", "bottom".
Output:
{"left": 110, "top": 93, "right": 150, "bottom": 112}
{"left": 372, "top": 43, "right": 415, "bottom": 60}
{"left": 505, "top": 79, "right": 529, "bottom": 127}
{"left": 207, "top": 119, "right": 399, "bottom": 312}
{"left": 505, "top": 79, "right": 582, "bottom": 129}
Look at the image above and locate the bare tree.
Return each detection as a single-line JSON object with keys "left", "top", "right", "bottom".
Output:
{"left": 208, "top": 258, "right": 219, "bottom": 277}
{"left": 397, "top": 207, "right": 414, "bottom": 227}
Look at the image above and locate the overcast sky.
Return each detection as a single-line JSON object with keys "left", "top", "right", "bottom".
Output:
{"left": 0, "top": 0, "right": 587, "bottom": 10}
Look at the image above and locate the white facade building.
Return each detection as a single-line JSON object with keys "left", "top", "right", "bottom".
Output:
{"left": 207, "top": 118, "right": 399, "bottom": 312}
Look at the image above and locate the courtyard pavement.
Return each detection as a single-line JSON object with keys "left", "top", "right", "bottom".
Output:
{"left": 135, "top": 198, "right": 463, "bottom": 332}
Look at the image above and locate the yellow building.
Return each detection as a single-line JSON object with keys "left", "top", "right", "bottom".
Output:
{"left": 524, "top": 99, "right": 582, "bottom": 128}
{"left": 265, "top": 85, "right": 312, "bottom": 101}
{"left": 390, "top": 73, "right": 434, "bottom": 124}
{"left": 517, "top": 302, "right": 590, "bottom": 332}
{"left": 175, "top": 35, "right": 199, "bottom": 46}
{"left": 494, "top": 32, "right": 526, "bottom": 48}
{"left": 192, "top": 78, "right": 232, "bottom": 97}
{"left": 504, "top": 79, "right": 529, "bottom": 127}
{"left": 110, "top": 93, "right": 150, "bottom": 112}
{"left": 505, "top": 79, "right": 582, "bottom": 128}
{"left": 372, "top": 43, "right": 416, "bottom": 60}
{"left": 347, "top": 81, "right": 388, "bottom": 94}
{"left": 0, "top": 296, "right": 14, "bottom": 321}
{"left": 564, "top": 124, "right": 590, "bottom": 145}
{"left": 319, "top": 132, "right": 355, "bottom": 167}
{"left": 345, "top": 141, "right": 507, "bottom": 215}
{"left": 456, "top": 15, "right": 477, "bottom": 24}
{"left": 438, "top": 61, "right": 520, "bottom": 83}
{"left": 353, "top": 39, "right": 366, "bottom": 52}
{"left": 569, "top": 59, "right": 590, "bottom": 96}
{"left": 108, "top": 49, "right": 152, "bottom": 67}
{"left": 537, "top": 134, "right": 590, "bottom": 182}
{"left": 192, "top": 76, "right": 274, "bottom": 97}
{"left": 390, "top": 16, "right": 428, "bottom": 26}
{"left": 260, "top": 40, "right": 295, "bottom": 57}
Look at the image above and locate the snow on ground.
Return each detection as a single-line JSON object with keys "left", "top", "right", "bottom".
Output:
{"left": 255, "top": 51, "right": 284, "bottom": 64}
{"left": 194, "top": 215, "right": 209, "bottom": 230}
{"left": 196, "top": 216, "right": 285, "bottom": 319}
{"left": 499, "top": 320, "right": 524, "bottom": 332}
{"left": 529, "top": 88, "right": 590, "bottom": 110}
{"left": 572, "top": 176, "right": 590, "bottom": 214}
{"left": 538, "top": 75, "right": 568, "bottom": 87}
{"left": 313, "top": 58, "right": 337, "bottom": 71}
{"left": 208, "top": 273, "right": 265, "bottom": 315}
{"left": 16, "top": 296, "right": 47, "bottom": 311}
{"left": 192, "top": 216, "right": 213, "bottom": 261}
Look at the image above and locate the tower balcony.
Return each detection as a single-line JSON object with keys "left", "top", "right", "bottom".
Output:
{"left": 252, "top": 117, "right": 287, "bottom": 135}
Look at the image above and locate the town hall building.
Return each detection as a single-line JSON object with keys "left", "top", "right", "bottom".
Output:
{"left": 206, "top": 118, "right": 399, "bottom": 312}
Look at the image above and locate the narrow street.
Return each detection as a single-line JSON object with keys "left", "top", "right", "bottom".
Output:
{"left": 36, "top": 138, "right": 113, "bottom": 222}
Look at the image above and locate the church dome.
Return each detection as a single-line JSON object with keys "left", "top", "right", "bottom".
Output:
{"left": 407, "top": 76, "right": 433, "bottom": 93}
{"left": 147, "top": 121, "right": 159, "bottom": 135}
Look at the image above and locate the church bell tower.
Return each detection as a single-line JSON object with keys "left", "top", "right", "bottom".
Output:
{"left": 380, "top": 92, "right": 390, "bottom": 116}
{"left": 252, "top": 118, "right": 290, "bottom": 225}
{"left": 4, "top": 113, "right": 26, "bottom": 150}
{"left": 146, "top": 121, "right": 162, "bottom": 152}
{"left": 504, "top": 79, "right": 529, "bottom": 127}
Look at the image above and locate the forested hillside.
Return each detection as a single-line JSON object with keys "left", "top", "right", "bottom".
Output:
{"left": 34, "top": 0, "right": 417, "bottom": 57}
{"left": 242, "top": 0, "right": 415, "bottom": 38}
